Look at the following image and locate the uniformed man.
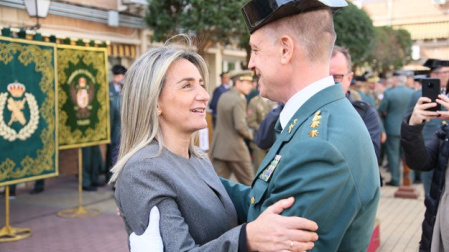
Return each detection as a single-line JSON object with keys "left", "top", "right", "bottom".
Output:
{"left": 210, "top": 70, "right": 255, "bottom": 185}
{"left": 208, "top": 71, "right": 231, "bottom": 127}
{"left": 378, "top": 70, "right": 414, "bottom": 186}
{"left": 330, "top": 45, "right": 382, "bottom": 160}
{"left": 106, "top": 65, "right": 126, "bottom": 182}
{"left": 247, "top": 93, "right": 277, "bottom": 171}
{"left": 366, "top": 75, "right": 383, "bottom": 109}
{"left": 222, "top": 0, "right": 380, "bottom": 251}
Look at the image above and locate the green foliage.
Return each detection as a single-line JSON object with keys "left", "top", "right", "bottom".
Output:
{"left": 334, "top": 2, "right": 375, "bottom": 69}
{"left": 145, "top": 0, "right": 248, "bottom": 56}
{"left": 371, "top": 26, "right": 412, "bottom": 76}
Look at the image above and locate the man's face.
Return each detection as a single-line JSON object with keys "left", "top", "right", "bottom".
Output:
{"left": 247, "top": 29, "right": 282, "bottom": 102}
{"left": 235, "top": 80, "right": 254, "bottom": 95}
{"left": 329, "top": 51, "right": 353, "bottom": 93}
{"left": 113, "top": 73, "right": 125, "bottom": 85}
{"left": 221, "top": 75, "right": 231, "bottom": 85}
{"left": 431, "top": 66, "right": 449, "bottom": 88}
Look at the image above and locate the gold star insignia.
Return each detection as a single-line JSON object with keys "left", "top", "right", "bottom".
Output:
{"left": 312, "top": 110, "right": 322, "bottom": 121}
{"left": 309, "top": 130, "right": 319, "bottom": 137}
{"left": 288, "top": 119, "right": 298, "bottom": 133}
{"left": 310, "top": 120, "right": 320, "bottom": 128}
{"left": 442, "top": 121, "right": 447, "bottom": 125}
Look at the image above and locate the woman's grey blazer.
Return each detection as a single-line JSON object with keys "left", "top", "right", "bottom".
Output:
{"left": 115, "top": 142, "right": 242, "bottom": 251}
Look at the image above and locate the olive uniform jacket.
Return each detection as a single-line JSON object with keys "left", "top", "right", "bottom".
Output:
{"left": 222, "top": 84, "right": 381, "bottom": 252}
{"left": 210, "top": 88, "right": 253, "bottom": 162}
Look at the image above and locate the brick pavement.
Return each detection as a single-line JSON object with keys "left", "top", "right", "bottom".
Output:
{"left": 0, "top": 176, "right": 128, "bottom": 252}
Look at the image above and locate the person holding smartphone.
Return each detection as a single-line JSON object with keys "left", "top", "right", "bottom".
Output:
{"left": 401, "top": 93, "right": 449, "bottom": 251}
{"left": 405, "top": 59, "right": 449, "bottom": 196}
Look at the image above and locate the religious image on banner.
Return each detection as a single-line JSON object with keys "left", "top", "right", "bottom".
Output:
{"left": 0, "top": 37, "right": 58, "bottom": 186}
{"left": 57, "top": 45, "right": 110, "bottom": 149}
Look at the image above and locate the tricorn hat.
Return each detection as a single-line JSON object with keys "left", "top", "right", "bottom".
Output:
{"left": 423, "top": 59, "right": 449, "bottom": 72}
{"left": 112, "top": 65, "right": 127, "bottom": 75}
{"left": 241, "top": 0, "right": 348, "bottom": 34}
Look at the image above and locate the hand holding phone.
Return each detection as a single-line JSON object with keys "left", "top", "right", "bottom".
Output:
{"left": 421, "top": 78, "right": 441, "bottom": 111}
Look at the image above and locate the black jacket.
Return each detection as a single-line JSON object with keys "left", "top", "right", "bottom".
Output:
{"left": 401, "top": 114, "right": 449, "bottom": 252}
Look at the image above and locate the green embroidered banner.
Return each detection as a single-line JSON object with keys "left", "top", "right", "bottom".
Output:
{"left": 0, "top": 36, "right": 58, "bottom": 186}
{"left": 57, "top": 45, "right": 110, "bottom": 149}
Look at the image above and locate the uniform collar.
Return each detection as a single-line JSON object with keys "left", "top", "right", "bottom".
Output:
{"left": 280, "top": 76, "right": 334, "bottom": 130}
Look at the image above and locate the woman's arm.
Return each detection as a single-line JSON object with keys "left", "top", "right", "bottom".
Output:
{"left": 401, "top": 97, "right": 441, "bottom": 171}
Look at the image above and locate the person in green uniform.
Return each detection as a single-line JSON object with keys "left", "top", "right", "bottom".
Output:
{"left": 222, "top": 1, "right": 380, "bottom": 251}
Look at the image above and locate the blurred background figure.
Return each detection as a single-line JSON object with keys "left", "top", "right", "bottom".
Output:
{"left": 106, "top": 65, "right": 126, "bottom": 183}
{"left": 330, "top": 46, "right": 382, "bottom": 163}
{"left": 365, "top": 74, "right": 383, "bottom": 109}
{"left": 82, "top": 146, "right": 105, "bottom": 191}
{"left": 208, "top": 71, "right": 231, "bottom": 128}
{"left": 210, "top": 70, "right": 254, "bottom": 185}
{"left": 406, "top": 59, "right": 449, "bottom": 196}
{"left": 247, "top": 88, "right": 277, "bottom": 172}
{"left": 378, "top": 71, "right": 414, "bottom": 186}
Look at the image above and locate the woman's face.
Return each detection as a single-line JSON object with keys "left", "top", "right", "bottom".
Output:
{"left": 158, "top": 58, "right": 210, "bottom": 136}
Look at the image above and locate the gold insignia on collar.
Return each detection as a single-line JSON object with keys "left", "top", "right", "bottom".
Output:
{"left": 443, "top": 121, "right": 447, "bottom": 125}
{"left": 288, "top": 119, "right": 298, "bottom": 133}
{"left": 312, "top": 110, "right": 322, "bottom": 121}
{"left": 310, "top": 120, "right": 320, "bottom": 128}
{"left": 309, "top": 130, "right": 319, "bottom": 137}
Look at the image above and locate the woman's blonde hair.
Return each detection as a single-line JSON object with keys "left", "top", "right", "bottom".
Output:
{"left": 109, "top": 35, "right": 209, "bottom": 183}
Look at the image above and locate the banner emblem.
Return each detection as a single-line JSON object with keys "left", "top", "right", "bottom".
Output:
{"left": 0, "top": 82, "right": 39, "bottom": 141}
{"left": 69, "top": 72, "right": 95, "bottom": 120}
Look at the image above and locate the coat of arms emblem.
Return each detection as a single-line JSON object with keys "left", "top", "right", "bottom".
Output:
{"left": 70, "top": 76, "right": 95, "bottom": 120}
{"left": 0, "top": 82, "right": 39, "bottom": 141}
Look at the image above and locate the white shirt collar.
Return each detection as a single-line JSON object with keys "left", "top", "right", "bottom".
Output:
{"left": 279, "top": 76, "right": 334, "bottom": 130}
{"left": 114, "top": 83, "right": 121, "bottom": 93}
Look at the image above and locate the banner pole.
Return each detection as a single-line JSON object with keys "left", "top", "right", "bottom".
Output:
{"left": 0, "top": 186, "right": 32, "bottom": 242}
{"left": 78, "top": 148, "right": 83, "bottom": 207}
{"left": 57, "top": 147, "right": 101, "bottom": 218}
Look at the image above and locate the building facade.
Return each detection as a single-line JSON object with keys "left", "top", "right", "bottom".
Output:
{"left": 0, "top": 0, "right": 246, "bottom": 92}
{"left": 359, "top": 0, "right": 449, "bottom": 61}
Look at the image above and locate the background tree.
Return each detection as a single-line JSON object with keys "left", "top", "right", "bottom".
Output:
{"left": 370, "top": 26, "right": 413, "bottom": 77}
{"left": 334, "top": 1, "right": 375, "bottom": 70}
{"left": 146, "top": 0, "right": 248, "bottom": 57}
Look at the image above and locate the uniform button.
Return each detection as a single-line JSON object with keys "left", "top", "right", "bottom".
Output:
{"left": 250, "top": 197, "right": 255, "bottom": 204}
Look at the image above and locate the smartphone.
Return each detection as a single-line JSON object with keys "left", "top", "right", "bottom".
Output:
{"left": 421, "top": 78, "right": 441, "bottom": 111}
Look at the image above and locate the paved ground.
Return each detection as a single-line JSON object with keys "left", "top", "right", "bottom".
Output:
{"left": 0, "top": 175, "right": 128, "bottom": 252}
{"left": 0, "top": 169, "right": 426, "bottom": 252}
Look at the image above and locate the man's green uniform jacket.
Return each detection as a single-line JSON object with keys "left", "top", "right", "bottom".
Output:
{"left": 222, "top": 84, "right": 380, "bottom": 252}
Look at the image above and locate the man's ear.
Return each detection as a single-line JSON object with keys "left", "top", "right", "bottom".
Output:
{"left": 279, "top": 35, "right": 294, "bottom": 65}
{"left": 347, "top": 72, "right": 354, "bottom": 83}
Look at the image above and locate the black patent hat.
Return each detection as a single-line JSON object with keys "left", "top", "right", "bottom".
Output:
{"left": 241, "top": 0, "right": 348, "bottom": 34}
{"left": 423, "top": 59, "right": 449, "bottom": 72}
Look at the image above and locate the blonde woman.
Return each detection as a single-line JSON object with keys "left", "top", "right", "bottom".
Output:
{"left": 110, "top": 36, "right": 318, "bottom": 252}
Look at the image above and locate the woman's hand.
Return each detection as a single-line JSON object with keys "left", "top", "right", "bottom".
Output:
{"left": 246, "top": 197, "right": 318, "bottom": 252}
{"left": 409, "top": 97, "right": 439, "bottom": 125}
{"left": 436, "top": 94, "right": 449, "bottom": 120}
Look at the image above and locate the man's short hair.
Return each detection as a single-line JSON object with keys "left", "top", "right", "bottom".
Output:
{"left": 266, "top": 9, "right": 336, "bottom": 63}
{"left": 332, "top": 45, "right": 352, "bottom": 72}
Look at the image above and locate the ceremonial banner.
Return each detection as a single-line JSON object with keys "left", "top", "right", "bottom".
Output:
{"left": 0, "top": 37, "right": 58, "bottom": 186}
{"left": 57, "top": 45, "right": 109, "bottom": 149}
